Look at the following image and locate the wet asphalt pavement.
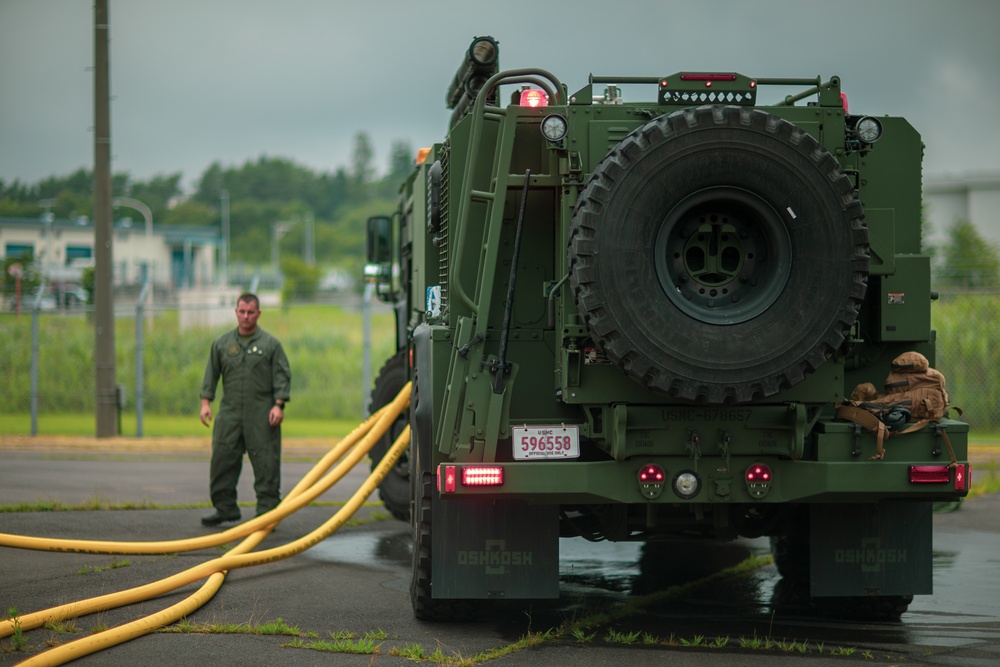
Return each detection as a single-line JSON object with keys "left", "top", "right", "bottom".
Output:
{"left": 1, "top": 440, "right": 999, "bottom": 666}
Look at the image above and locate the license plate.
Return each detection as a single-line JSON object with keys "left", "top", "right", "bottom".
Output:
{"left": 512, "top": 426, "right": 580, "bottom": 460}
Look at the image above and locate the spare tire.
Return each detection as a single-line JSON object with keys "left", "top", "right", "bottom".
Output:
{"left": 568, "top": 105, "right": 868, "bottom": 403}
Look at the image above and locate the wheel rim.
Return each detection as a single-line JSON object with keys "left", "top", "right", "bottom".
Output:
{"left": 654, "top": 186, "right": 792, "bottom": 325}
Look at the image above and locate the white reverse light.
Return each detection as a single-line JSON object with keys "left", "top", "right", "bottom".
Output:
{"left": 673, "top": 470, "right": 701, "bottom": 499}
{"left": 855, "top": 116, "right": 883, "bottom": 143}
{"left": 541, "top": 114, "right": 568, "bottom": 142}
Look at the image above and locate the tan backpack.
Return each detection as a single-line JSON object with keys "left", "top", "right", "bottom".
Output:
{"left": 837, "top": 352, "right": 957, "bottom": 461}
{"left": 871, "top": 351, "right": 949, "bottom": 420}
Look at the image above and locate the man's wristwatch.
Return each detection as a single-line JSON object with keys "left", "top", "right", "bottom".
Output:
{"left": 274, "top": 401, "right": 285, "bottom": 409}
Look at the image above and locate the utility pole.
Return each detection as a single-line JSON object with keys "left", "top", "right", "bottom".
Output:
{"left": 272, "top": 221, "right": 296, "bottom": 269}
{"left": 93, "top": 0, "right": 117, "bottom": 437}
{"left": 220, "top": 190, "right": 230, "bottom": 285}
{"left": 304, "top": 212, "right": 315, "bottom": 266}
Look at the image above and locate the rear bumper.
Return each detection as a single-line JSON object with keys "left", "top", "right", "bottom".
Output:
{"left": 436, "top": 457, "right": 971, "bottom": 504}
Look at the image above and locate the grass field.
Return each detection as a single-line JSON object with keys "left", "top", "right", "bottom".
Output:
{"left": 0, "top": 412, "right": 363, "bottom": 439}
{"left": 0, "top": 302, "right": 397, "bottom": 432}
{"left": 3, "top": 294, "right": 998, "bottom": 436}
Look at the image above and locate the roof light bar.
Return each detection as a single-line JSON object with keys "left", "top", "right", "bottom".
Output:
{"left": 679, "top": 73, "right": 738, "bottom": 82}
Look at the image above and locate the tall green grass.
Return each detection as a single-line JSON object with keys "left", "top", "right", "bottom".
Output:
{"left": 2, "top": 293, "right": 997, "bottom": 435}
{"left": 0, "top": 303, "right": 396, "bottom": 435}
{"left": 0, "top": 413, "right": 365, "bottom": 438}
{"left": 932, "top": 292, "right": 1000, "bottom": 430}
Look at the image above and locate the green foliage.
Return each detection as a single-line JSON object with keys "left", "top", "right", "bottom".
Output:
{"left": 42, "top": 619, "right": 78, "bottom": 634}
{"left": 967, "top": 459, "right": 1000, "bottom": 499}
{"left": 350, "top": 132, "right": 375, "bottom": 187}
{"left": 127, "top": 173, "right": 184, "bottom": 214}
{"left": 6, "top": 614, "right": 27, "bottom": 652}
{"left": 0, "top": 168, "right": 184, "bottom": 223}
{"left": 1, "top": 256, "right": 42, "bottom": 295}
{"left": 77, "top": 559, "right": 132, "bottom": 575}
{"left": 286, "top": 632, "right": 381, "bottom": 655}
{"left": 280, "top": 255, "right": 322, "bottom": 302}
{"left": 932, "top": 292, "right": 1000, "bottom": 429}
{"left": 167, "top": 617, "right": 302, "bottom": 636}
{"left": 159, "top": 199, "right": 217, "bottom": 227}
{"left": 80, "top": 266, "right": 95, "bottom": 303}
{"left": 2, "top": 134, "right": 413, "bottom": 273}
{"left": 936, "top": 219, "right": 1000, "bottom": 288}
{"left": 604, "top": 628, "right": 641, "bottom": 644}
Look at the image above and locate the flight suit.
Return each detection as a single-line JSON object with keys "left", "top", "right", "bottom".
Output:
{"left": 200, "top": 326, "right": 291, "bottom": 516}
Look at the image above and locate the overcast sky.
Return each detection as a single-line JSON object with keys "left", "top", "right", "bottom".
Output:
{"left": 1, "top": 0, "right": 998, "bottom": 192}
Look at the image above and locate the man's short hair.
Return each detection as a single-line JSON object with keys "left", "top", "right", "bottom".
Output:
{"left": 237, "top": 293, "right": 260, "bottom": 309}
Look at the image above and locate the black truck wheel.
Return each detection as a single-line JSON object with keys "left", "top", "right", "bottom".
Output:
{"left": 770, "top": 515, "right": 912, "bottom": 622}
{"left": 568, "top": 105, "right": 869, "bottom": 403}
{"left": 369, "top": 351, "right": 410, "bottom": 522}
{"left": 409, "top": 369, "right": 480, "bottom": 621}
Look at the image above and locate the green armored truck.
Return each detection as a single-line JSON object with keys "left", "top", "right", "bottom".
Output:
{"left": 365, "top": 35, "right": 970, "bottom": 621}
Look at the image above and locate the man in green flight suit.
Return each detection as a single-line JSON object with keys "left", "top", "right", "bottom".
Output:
{"left": 199, "top": 293, "right": 291, "bottom": 526}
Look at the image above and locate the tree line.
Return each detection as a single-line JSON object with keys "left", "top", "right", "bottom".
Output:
{"left": 0, "top": 132, "right": 414, "bottom": 273}
{"left": 1, "top": 135, "right": 998, "bottom": 292}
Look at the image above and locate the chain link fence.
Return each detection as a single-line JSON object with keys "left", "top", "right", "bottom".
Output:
{"left": 932, "top": 290, "right": 1000, "bottom": 431}
{"left": 0, "top": 294, "right": 396, "bottom": 436}
{"left": 1, "top": 290, "right": 997, "bottom": 436}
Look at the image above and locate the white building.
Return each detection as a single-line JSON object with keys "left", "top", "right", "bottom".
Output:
{"left": 0, "top": 215, "right": 219, "bottom": 290}
{"left": 923, "top": 173, "right": 1000, "bottom": 251}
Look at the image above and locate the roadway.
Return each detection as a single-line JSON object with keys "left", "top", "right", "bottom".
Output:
{"left": 1, "top": 437, "right": 998, "bottom": 666}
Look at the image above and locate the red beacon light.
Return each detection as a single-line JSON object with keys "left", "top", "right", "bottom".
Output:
{"left": 519, "top": 89, "right": 548, "bottom": 108}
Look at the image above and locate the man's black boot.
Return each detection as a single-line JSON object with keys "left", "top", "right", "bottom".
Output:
{"left": 201, "top": 511, "right": 241, "bottom": 527}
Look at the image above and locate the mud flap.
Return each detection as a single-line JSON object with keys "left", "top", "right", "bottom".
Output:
{"left": 431, "top": 498, "right": 559, "bottom": 599}
{"left": 810, "top": 501, "right": 932, "bottom": 596}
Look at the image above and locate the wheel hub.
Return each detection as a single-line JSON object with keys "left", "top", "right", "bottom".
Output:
{"left": 655, "top": 187, "right": 792, "bottom": 325}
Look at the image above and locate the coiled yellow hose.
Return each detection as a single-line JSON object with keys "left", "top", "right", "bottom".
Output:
{"left": 0, "top": 383, "right": 411, "bottom": 666}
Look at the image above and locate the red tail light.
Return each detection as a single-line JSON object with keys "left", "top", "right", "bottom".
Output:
{"left": 638, "top": 464, "right": 665, "bottom": 483}
{"left": 956, "top": 464, "right": 969, "bottom": 491}
{"left": 462, "top": 466, "right": 504, "bottom": 487}
{"left": 439, "top": 465, "right": 457, "bottom": 493}
{"left": 909, "top": 465, "right": 951, "bottom": 484}
{"left": 745, "top": 464, "right": 772, "bottom": 483}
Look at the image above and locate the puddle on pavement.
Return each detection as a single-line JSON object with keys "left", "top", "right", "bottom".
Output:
{"left": 305, "top": 518, "right": 1000, "bottom": 659}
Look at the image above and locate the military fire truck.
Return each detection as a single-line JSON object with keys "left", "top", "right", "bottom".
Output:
{"left": 365, "top": 36, "right": 970, "bottom": 621}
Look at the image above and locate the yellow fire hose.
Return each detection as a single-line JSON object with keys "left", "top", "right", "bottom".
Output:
{"left": 0, "top": 383, "right": 410, "bottom": 666}
{"left": 2, "top": 393, "right": 403, "bottom": 635}
{"left": 0, "top": 400, "right": 395, "bottom": 555}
